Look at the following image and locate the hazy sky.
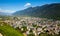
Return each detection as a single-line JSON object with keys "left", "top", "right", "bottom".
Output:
{"left": 0, "top": 0, "right": 60, "bottom": 13}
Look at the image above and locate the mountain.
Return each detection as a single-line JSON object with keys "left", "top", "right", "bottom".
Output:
{"left": 13, "top": 3, "right": 60, "bottom": 20}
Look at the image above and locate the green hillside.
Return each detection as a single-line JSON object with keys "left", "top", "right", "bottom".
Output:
{"left": 0, "top": 22, "right": 23, "bottom": 36}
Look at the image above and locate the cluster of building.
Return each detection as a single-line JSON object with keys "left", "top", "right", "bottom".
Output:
{"left": 4, "top": 17, "right": 60, "bottom": 36}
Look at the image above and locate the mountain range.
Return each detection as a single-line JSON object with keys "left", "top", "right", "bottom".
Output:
{"left": 13, "top": 3, "right": 60, "bottom": 20}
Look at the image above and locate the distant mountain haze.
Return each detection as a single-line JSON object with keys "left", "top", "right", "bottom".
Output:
{"left": 0, "top": 12, "right": 12, "bottom": 16}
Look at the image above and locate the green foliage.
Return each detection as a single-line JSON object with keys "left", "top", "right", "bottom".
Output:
{"left": 39, "top": 33, "right": 60, "bottom": 36}
{"left": 39, "top": 33, "right": 49, "bottom": 36}
{"left": 21, "top": 26, "right": 27, "bottom": 33}
{"left": 57, "top": 24, "right": 60, "bottom": 26}
{"left": 0, "top": 22, "right": 23, "bottom": 36}
{"left": 32, "top": 24, "right": 37, "bottom": 27}
{"left": 27, "top": 33, "right": 35, "bottom": 36}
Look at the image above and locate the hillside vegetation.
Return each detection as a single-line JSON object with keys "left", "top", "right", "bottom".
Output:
{"left": 0, "top": 22, "right": 23, "bottom": 36}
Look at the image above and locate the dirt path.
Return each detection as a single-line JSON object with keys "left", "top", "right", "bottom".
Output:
{"left": 0, "top": 33, "right": 3, "bottom": 36}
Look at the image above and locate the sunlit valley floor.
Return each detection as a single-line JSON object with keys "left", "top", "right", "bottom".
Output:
{"left": 0, "top": 16, "right": 60, "bottom": 36}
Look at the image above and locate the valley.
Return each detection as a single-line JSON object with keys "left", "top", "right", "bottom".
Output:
{"left": 0, "top": 16, "right": 60, "bottom": 36}
{"left": 0, "top": 1, "right": 60, "bottom": 36}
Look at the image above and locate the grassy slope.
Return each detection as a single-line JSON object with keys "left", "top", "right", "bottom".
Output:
{"left": 0, "top": 22, "right": 23, "bottom": 36}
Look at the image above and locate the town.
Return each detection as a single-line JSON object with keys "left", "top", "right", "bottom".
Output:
{"left": 0, "top": 16, "right": 60, "bottom": 36}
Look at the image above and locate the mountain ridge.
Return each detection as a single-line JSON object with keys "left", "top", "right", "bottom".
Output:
{"left": 13, "top": 3, "right": 60, "bottom": 20}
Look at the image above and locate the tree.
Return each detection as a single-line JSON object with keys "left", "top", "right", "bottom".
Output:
{"left": 21, "top": 26, "right": 27, "bottom": 33}
{"left": 27, "top": 33, "right": 35, "bottom": 36}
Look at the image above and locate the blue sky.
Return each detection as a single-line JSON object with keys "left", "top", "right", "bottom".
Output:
{"left": 0, "top": 0, "right": 60, "bottom": 13}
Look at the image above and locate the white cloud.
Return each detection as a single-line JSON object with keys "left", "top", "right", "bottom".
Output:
{"left": 24, "top": 3, "right": 31, "bottom": 7}
{"left": 0, "top": 8, "right": 15, "bottom": 13}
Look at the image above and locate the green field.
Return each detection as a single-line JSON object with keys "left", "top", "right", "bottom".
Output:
{"left": 0, "top": 22, "right": 23, "bottom": 36}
